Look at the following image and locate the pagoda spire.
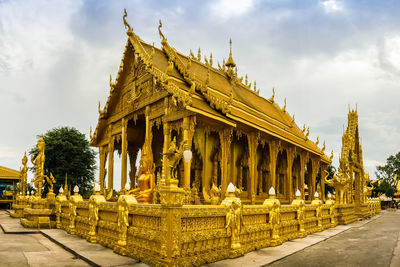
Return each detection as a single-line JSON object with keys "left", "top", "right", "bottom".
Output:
{"left": 225, "top": 39, "right": 236, "bottom": 69}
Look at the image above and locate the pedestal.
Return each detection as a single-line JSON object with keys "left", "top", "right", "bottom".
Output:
{"left": 20, "top": 198, "right": 55, "bottom": 228}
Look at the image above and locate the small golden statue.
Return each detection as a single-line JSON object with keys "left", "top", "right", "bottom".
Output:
{"left": 128, "top": 140, "right": 155, "bottom": 203}
{"left": 210, "top": 183, "right": 221, "bottom": 205}
{"left": 226, "top": 198, "right": 243, "bottom": 249}
{"left": 164, "top": 137, "right": 187, "bottom": 182}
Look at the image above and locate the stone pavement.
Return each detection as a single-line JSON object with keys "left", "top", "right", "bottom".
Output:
{"left": 267, "top": 210, "right": 400, "bottom": 267}
{"left": 0, "top": 210, "right": 148, "bottom": 267}
{"left": 1, "top": 209, "right": 399, "bottom": 267}
{"left": 208, "top": 211, "right": 400, "bottom": 267}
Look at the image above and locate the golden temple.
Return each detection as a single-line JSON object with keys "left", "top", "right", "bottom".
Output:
{"left": 11, "top": 11, "right": 381, "bottom": 266}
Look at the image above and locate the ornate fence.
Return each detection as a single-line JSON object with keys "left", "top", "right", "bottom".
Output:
{"left": 54, "top": 191, "right": 381, "bottom": 266}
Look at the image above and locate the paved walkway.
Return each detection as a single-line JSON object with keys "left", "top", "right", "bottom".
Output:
{"left": 208, "top": 211, "right": 399, "bottom": 267}
{"left": 0, "top": 210, "right": 147, "bottom": 267}
{"left": 1, "top": 210, "right": 399, "bottom": 266}
{"left": 267, "top": 210, "right": 400, "bottom": 267}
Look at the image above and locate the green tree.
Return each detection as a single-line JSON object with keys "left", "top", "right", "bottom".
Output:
{"left": 375, "top": 152, "right": 400, "bottom": 197}
{"left": 29, "top": 127, "right": 96, "bottom": 198}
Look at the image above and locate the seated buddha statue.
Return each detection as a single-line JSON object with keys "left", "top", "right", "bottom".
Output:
{"left": 128, "top": 141, "right": 155, "bottom": 204}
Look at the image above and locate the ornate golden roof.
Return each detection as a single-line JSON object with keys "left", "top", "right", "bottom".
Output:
{"left": 0, "top": 165, "right": 20, "bottom": 180}
{"left": 92, "top": 15, "right": 331, "bottom": 163}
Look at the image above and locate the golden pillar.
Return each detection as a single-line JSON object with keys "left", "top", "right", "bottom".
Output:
{"left": 182, "top": 116, "right": 192, "bottom": 190}
{"left": 247, "top": 132, "right": 257, "bottom": 203}
{"left": 108, "top": 136, "right": 115, "bottom": 193}
{"left": 99, "top": 146, "right": 107, "bottom": 192}
{"left": 286, "top": 147, "right": 295, "bottom": 202}
{"left": 300, "top": 152, "right": 307, "bottom": 199}
{"left": 269, "top": 140, "right": 279, "bottom": 192}
{"left": 310, "top": 158, "right": 320, "bottom": 200}
{"left": 320, "top": 164, "right": 326, "bottom": 202}
{"left": 162, "top": 122, "right": 171, "bottom": 184}
{"left": 219, "top": 128, "right": 232, "bottom": 195}
{"left": 121, "top": 118, "right": 128, "bottom": 191}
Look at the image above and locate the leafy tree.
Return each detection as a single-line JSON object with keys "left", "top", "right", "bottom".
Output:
{"left": 374, "top": 152, "right": 400, "bottom": 197}
{"left": 29, "top": 127, "right": 96, "bottom": 199}
{"left": 372, "top": 179, "right": 395, "bottom": 198}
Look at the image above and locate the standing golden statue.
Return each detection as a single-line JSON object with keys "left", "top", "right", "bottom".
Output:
{"left": 31, "top": 134, "right": 45, "bottom": 197}
{"left": 20, "top": 152, "right": 28, "bottom": 196}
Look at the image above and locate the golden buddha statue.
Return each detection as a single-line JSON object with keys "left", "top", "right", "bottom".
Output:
{"left": 31, "top": 134, "right": 45, "bottom": 197}
{"left": 128, "top": 140, "right": 155, "bottom": 204}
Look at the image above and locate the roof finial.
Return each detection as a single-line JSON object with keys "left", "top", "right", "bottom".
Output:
{"left": 209, "top": 53, "right": 213, "bottom": 66}
{"left": 123, "top": 9, "right": 132, "bottom": 32}
{"left": 245, "top": 74, "right": 248, "bottom": 86}
{"left": 282, "top": 98, "right": 286, "bottom": 112}
{"left": 197, "top": 48, "right": 201, "bottom": 61}
{"left": 158, "top": 19, "right": 166, "bottom": 42}
{"left": 225, "top": 38, "right": 236, "bottom": 68}
{"left": 269, "top": 87, "right": 275, "bottom": 102}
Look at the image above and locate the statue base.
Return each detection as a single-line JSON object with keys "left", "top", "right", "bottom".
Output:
{"left": 20, "top": 198, "right": 55, "bottom": 229}
{"left": 87, "top": 233, "right": 97, "bottom": 243}
{"left": 270, "top": 238, "right": 282, "bottom": 247}
{"left": 229, "top": 247, "right": 244, "bottom": 259}
{"left": 20, "top": 208, "right": 54, "bottom": 228}
{"left": 114, "top": 241, "right": 127, "bottom": 256}
{"left": 11, "top": 204, "right": 29, "bottom": 218}
{"left": 297, "top": 230, "right": 307, "bottom": 238}
{"left": 159, "top": 180, "right": 185, "bottom": 207}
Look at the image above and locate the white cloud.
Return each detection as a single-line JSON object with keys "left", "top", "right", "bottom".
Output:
{"left": 209, "top": 0, "right": 256, "bottom": 21}
{"left": 321, "top": 0, "right": 344, "bottom": 13}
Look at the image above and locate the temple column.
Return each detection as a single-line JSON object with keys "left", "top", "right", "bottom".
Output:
{"left": 182, "top": 116, "right": 195, "bottom": 190}
{"left": 162, "top": 122, "right": 171, "bottom": 184}
{"left": 310, "top": 157, "right": 320, "bottom": 200}
{"left": 121, "top": 117, "right": 128, "bottom": 191}
{"left": 108, "top": 137, "right": 115, "bottom": 193}
{"left": 320, "top": 164, "right": 326, "bottom": 202}
{"left": 247, "top": 132, "right": 257, "bottom": 203}
{"left": 268, "top": 140, "right": 279, "bottom": 193}
{"left": 286, "top": 147, "right": 295, "bottom": 202}
{"left": 99, "top": 146, "right": 107, "bottom": 192}
{"left": 219, "top": 128, "right": 232, "bottom": 196}
{"left": 300, "top": 152, "right": 307, "bottom": 199}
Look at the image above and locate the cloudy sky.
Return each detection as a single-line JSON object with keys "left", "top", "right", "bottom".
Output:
{"left": 1, "top": 0, "right": 400, "bottom": 189}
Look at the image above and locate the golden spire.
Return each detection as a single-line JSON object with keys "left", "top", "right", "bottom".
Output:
{"left": 123, "top": 9, "right": 132, "bottom": 32}
{"left": 316, "top": 136, "right": 319, "bottom": 145}
{"left": 210, "top": 53, "right": 213, "bottom": 66}
{"left": 225, "top": 39, "right": 236, "bottom": 68}
{"left": 245, "top": 74, "right": 248, "bottom": 86}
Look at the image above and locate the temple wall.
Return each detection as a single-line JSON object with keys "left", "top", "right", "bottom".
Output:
{"left": 75, "top": 201, "right": 90, "bottom": 238}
